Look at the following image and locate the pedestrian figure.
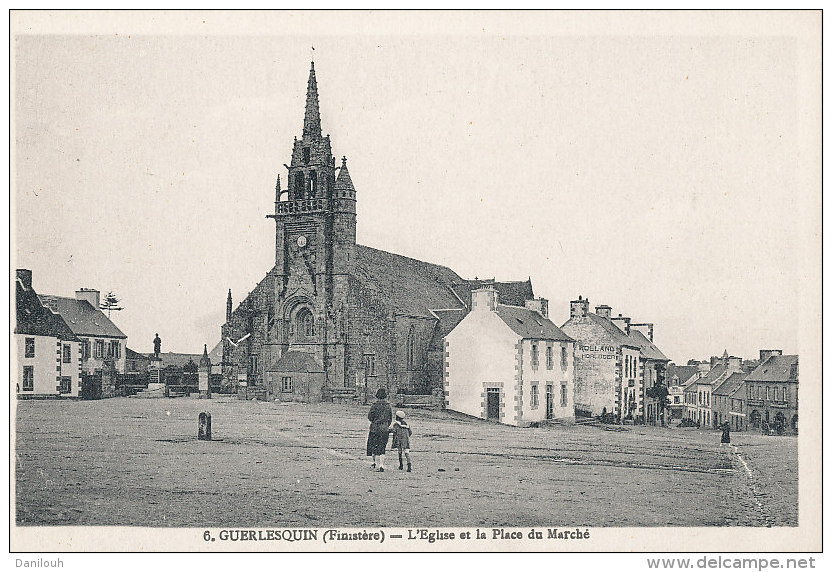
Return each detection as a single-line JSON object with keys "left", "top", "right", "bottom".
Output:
{"left": 391, "top": 410, "right": 413, "bottom": 472}
{"left": 720, "top": 421, "right": 731, "bottom": 445}
{"left": 367, "top": 388, "right": 392, "bottom": 472}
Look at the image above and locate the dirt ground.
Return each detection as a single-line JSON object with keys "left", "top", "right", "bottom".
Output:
{"left": 14, "top": 396, "right": 797, "bottom": 527}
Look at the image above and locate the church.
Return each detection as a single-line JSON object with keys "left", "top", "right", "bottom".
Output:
{"left": 221, "top": 62, "right": 537, "bottom": 403}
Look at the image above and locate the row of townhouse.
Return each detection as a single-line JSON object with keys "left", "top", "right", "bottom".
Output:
{"left": 682, "top": 349, "right": 798, "bottom": 434}
{"left": 14, "top": 269, "right": 128, "bottom": 398}
{"left": 444, "top": 291, "right": 671, "bottom": 427}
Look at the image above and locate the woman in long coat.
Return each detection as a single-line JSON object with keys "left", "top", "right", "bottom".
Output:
{"left": 367, "top": 388, "right": 393, "bottom": 471}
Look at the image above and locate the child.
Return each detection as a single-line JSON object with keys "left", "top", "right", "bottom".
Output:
{"left": 390, "top": 411, "right": 413, "bottom": 472}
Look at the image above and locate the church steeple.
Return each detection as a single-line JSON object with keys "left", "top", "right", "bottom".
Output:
{"left": 303, "top": 61, "right": 321, "bottom": 139}
{"left": 226, "top": 289, "right": 232, "bottom": 323}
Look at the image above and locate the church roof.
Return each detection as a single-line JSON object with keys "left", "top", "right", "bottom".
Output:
{"left": 351, "top": 244, "right": 467, "bottom": 317}
{"left": 268, "top": 351, "right": 324, "bottom": 373}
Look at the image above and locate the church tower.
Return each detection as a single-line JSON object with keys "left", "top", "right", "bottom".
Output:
{"left": 267, "top": 61, "right": 356, "bottom": 390}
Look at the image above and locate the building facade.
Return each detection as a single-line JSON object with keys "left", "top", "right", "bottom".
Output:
{"left": 220, "top": 62, "right": 535, "bottom": 403}
{"left": 560, "top": 297, "right": 668, "bottom": 422}
{"left": 15, "top": 269, "right": 82, "bottom": 398}
{"left": 744, "top": 351, "right": 798, "bottom": 434}
{"left": 666, "top": 364, "right": 700, "bottom": 420}
{"left": 712, "top": 371, "right": 748, "bottom": 431}
{"left": 445, "top": 287, "right": 575, "bottom": 426}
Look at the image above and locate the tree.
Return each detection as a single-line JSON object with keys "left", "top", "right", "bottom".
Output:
{"left": 647, "top": 382, "right": 670, "bottom": 426}
{"left": 100, "top": 291, "right": 124, "bottom": 318}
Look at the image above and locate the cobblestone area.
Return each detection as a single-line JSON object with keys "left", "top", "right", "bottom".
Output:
{"left": 14, "top": 397, "right": 796, "bottom": 527}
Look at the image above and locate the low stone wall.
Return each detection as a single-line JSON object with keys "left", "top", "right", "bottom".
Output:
{"left": 392, "top": 393, "right": 444, "bottom": 409}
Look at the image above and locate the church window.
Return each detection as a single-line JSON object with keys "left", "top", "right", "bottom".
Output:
{"left": 308, "top": 171, "right": 317, "bottom": 198}
{"left": 303, "top": 147, "right": 310, "bottom": 163}
{"left": 407, "top": 326, "right": 416, "bottom": 370}
{"left": 249, "top": 355, "right": 259, "bottom": 382}
{"left": 297, "top": 308, "right": 314, "bottom": 340}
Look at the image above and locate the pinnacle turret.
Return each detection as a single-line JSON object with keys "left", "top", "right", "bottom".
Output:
{"left": 334, "top": 156, "right": 355, "bottom": 193}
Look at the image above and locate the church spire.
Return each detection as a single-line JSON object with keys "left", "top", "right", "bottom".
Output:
{"left": 226, "top": 289, "right": 232, "bottom": 323}
{"left": 302, "top": 61, "right": 321, "bottom": 139}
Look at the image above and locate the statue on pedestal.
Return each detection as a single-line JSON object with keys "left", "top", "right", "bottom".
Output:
{"left": 153, "top": 333, "right": 162, "bottom": 358}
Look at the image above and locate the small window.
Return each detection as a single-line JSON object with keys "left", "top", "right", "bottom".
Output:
{"left": 281, "top": 376, "right": 293, "bottom": 392}
{"left": 560, "top": 383, "right": 568, "bottom": 407}
{"left": 59, "top": 377, "right": 72, "bottom": 394}
{"left": 22, "top": 366, "right": 34, "bottom": 391}
{"left": 24, "top": 337, "right": 35, "bottom": 358}
{"left": 364, "top": 355, "right": 376, "bottom": 377}
{"left": 531, "top": 343, "right": 539, "bottom": 368}
{"left": 546, "top": 345, "right": 553, "bottom": 369}
{"left": 94, "top": 339, "right": 105, "bottom": 359}
{"left": 81, "top": 340, "right": 90, "bottom": 360}
{"left": 561, "top": 345, "right": 568, "bottom": 369}
{"left": 62, "top": 344, "right": 72, "bottom": 364}
{"left": 531, "top": 384, "right": 539, "bottom": 407}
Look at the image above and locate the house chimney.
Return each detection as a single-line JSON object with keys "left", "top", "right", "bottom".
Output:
{"left": 611, "top": 314, "right": 631, "bottom": 335}
{"left": 75, "top": 288, "right": 100, "bottom": 309}
{"left": 525, "top": 297, "right": 548, "bottom": 318}
{"left": 569, "top": 295, "right": 590, "bottom": 319}
{"left": 595, "top": 305, "right": 612, "bottom": 319}
{"left": 16, "top": 269, "right": 32, "bottom": 290}
{"left": 472, "top": 286, "right": 499, "bottom": 312}
{"left": 727, "top": 355, "right": 742, "bottom": 372}
{"left": 759, "top": 349, "right": 783, "bottom": 363}
{"left": 631, "top": 322, "right": 654, "bottom": 342}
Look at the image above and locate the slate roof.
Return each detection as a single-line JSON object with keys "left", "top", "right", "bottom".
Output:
{"left": 713, "top": 372, "right": 748, "bottom": 397}
{"left": 495, "top": 304, "right": 573, "bottom": 342}
{"left": 431, "top": 308, "right": 468, "bottom": 339}
{"left": 628, "top": 329, "right": 669, "bottom": 362}
{"left": 697, "top": 364, "right": 728, "bottom": 386}
{"left": 667, "top": 364, "right": 700, "bottom": 385}
{"left": 15, "top": 280, "right": 80, "bottom": 341}
{"left": 268, "top": 350, "right": 324, "bottom": 373}
{"left": 745, "top": 355, "right": 799, "bottom": 383}
{"left": 334, "top": 158, "right": 355, "bottom": 192}
{"left": 584, "top": 313, "right": 640, "bottom": 349}
{"left": 351, "top": 244, "right": 467, "bottom": 317}
{"left": 451, "top": 278, "right": 534, "bottom": 308}
{"left": 39, "top": 295, "right": 127, "bottom": 339}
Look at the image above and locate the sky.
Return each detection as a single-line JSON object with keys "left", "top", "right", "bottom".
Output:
{"left": 12, "top": 12, "right": 821, "bottom": 363}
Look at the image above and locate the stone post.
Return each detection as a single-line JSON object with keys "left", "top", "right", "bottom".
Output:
{"left": 198, "top": 412, "right": 212, "bottom": 441}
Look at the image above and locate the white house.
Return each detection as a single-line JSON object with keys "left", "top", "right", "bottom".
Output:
{"left": 445, "top": 286, "right": 576, "bottom": 426}
{"left": 15, "top": 269, "right": 82, "bottom": 398}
